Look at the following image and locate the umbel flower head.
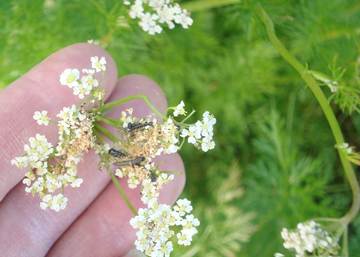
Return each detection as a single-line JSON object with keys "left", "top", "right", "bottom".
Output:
{"left": 130, "top": 198, "right": 199, "bottom": 256}
{"left": 11, "top": 54, "right": 215, "bottom": 256}
{"left": 12, "top": 57, "right": 105, "bottom": 211}
{"left": 276, "top": 220, "right": 340, "bottom": 257}
{"left": 124, "top": 0, "right": 193, "bottom": 35}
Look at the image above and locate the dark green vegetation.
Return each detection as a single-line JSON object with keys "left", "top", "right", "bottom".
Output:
{"left": 1, "top": 0, "right": 360, "bottom": 256}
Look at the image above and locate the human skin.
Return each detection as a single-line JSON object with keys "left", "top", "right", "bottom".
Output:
{"left": 0, "top": 43, "right": 185, "bottom": 257}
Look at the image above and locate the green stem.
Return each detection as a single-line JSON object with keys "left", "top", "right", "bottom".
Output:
{"left": 94, "top": 124, "right": 119, "bottom": 142}
{"left": 108, "top": 171, "right": 137, "bottom": 215}
{"left": 95, "top": 125, "right": 137, "bottom": 215}
{"left": 255, "top": 5, "right": 360, "bottom": 225}
{"left": 183, "top": 0, "right": 239, "bottom": 12}
{"left": 100, "top": 95, "right": 164, "bottom": 119}
{"left": 160, "top": 169, "right": 182, "bottom": 176}
{"left": 181, "top": 110, "right": 196, "bottom": 123}
{"left": 342, "top": 226, "right": 349, "bottom": 257}
{"left": 96, "top": 116, "right": 123, "bottom": 127}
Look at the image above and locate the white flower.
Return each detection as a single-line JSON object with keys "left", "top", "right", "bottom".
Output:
{"left": 161, "top": 118, "right": 179, "bottom": 154}
{"left": 72, "top": 80, "right": 93, "bottom": 99}
{"left": 201, "top": 137, "right": 215, "bottom": 152}
{"left": 159, "top": 241, "right": 173, "bottom": 256}
{"left": 174, "top": 198, "right": 193, "bottom": 216}
{"left": 124, "top": 0, "right": 192, "bottom": 35}
{"left": 157, "top": 173, "right": 174, "bottom": 186}
{"left": 23, "top": 134, "right": 53, "bottom": 162}
{"left": 71, "top": 178, "right": 83, "bottom": 188}
{"left": 90, "top": 56, "right": 106, "bottom": 72}
{"left": 180, "top": 111, "right": 216, "bottom": 152}
{"left": 81, "top": 74, "right": 99, "bottom": 88}
{"left": 39, "top": 193, "right": 68, "bottom": 212}
{"left": 181, "top": 214, "right": 199, "bottom": 232}
{"left": 280, "top": 220, "right": 340, "bottom": 257}
{"left": 129, "top": 0, "right": 144, "bottom": 18}
{"left": 40, "top": 194, "right": 52, "bottom": 210}
{"left": 157, "top": 5, "right": 177, "bottom": 29}
{"left": 57, "top": 105, "right": 79, "bottom": 136}
{"left": 141, "top": 179, "right": 159, "bottom": 204}
{"left": 181, "top": 124, "right": 201, "bottom": 145}
{"left": 11, "top": 156, "right": 29, "bottom": 168}
{"left": 130, "top": 199, "right": 199, "bottom": 256}
{"left": 50, "top": 193, "right": 68, "bottom": 212}
{"left": 173, "top": 101, "right": 186, "bottom": 117}
{"left": 174, "top": 11, "right": 193, "bottom": 28}
{"left": 59, "top": 69, "right": 80, "bottom": 87}
{"left": 177, "top": 231, "right": 193, "bottom": 246}
{"left": 140, "top": 13, "right": 162, "bottom": 35}
{"left": 120, "top": 108, "right": 135, "bottom": 128}
{"left": 33, "top": 110, "right": 50, "bottom": 126}
{"left": 60, "top": 57, "right": 106, "bottom": 99}
{"left": 201, "top": 111, "right": 216, "bottom": 137}
{"left": 128, "top": 174, "right": 140, "bottom": 189}
{"left": 115, "top": 168, "right": 124, "bottom": 178}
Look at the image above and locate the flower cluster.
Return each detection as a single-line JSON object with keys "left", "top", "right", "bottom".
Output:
{"left": 124, "top": 0, "right": 193, "bottom": 35}
{"left": 96, "top": 102, "right": 214, "bottom": 256}
{"left": 11, "top": 57, "right": 105, "bottom": 211}
{"left": 100, "top": 101, "right": 215, "bottom": 207}
{"left": 11, "top": 54, "right": 215, "bottom": 256}
{"left": 12, "top": 104, "right": 95, "bottom": 211}
{"left": 276, "top": 221, "right": 340, "bottom": 257}
{"left": 59, "top": 56, "right": 105, "bottom": 99}
{"left": 33, "top": 110, "right": 50, "bottom": 126}
{"left": 180, "top": 111, "right": 216, "bottom": 152}
{"left": 130, "top": 198, "right": 199, "bottom": 257}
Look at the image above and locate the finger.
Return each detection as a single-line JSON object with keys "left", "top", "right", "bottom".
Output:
{"left": 0, "top": 75, "right": 167, "bottom": 257}
{"left": 47, "top": 76, "right": 185, "bottom": 257}
{"left": 0, "top": 43, "right": 118, "bottom": 202}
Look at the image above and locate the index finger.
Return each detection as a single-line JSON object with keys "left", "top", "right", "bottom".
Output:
{"left": 0, "top": 43, "right": 118, "bottom": 202}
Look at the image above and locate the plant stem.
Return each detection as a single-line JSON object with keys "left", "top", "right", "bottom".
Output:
{"left": 342, "top": 226, "right": 349, "bottom": 257}
{"left": 181, "top": 110, "right": 196, "bottom": 123}
{"left": 94, "top": 124, "right": 119, "bottom": 142}
{"left": 108, "top": 170, "right": 137, "bottom": 215}
{"left": 100, "top": 94, "right": 164, "bottom": 119}
{"left": 183, "top": 0, "right": 239, "bottom": 12}
{"left": 96, "top": 116, "right": 122, "bottom": 127}
{"left": 255, "top": 4, "right": 360, "bottom": 225}
{"left": 94, "top": 125, "right": 137, "bottom": 215}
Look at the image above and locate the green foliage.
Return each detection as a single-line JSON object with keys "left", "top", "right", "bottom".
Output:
{"left": 241, "top": 109, "right": 344, "bottom": 256}
{"left": 174, "top": 164, "right": 256, "bottom": 257}
{"left": 1, "top": 0, "right": 360, "bottom": 256}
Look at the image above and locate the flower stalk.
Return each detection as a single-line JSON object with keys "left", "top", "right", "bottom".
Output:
{"left": 109, "top": 171, "right": 137, "bottom": 215}
{"left": 183, "top": 0, "right": 239, "bottom": 12}
{"left": 255, "top": 3, "right": 360, "bottom": 226}
{"left": 100, "top": 94, "right": 165, "bottom": 118}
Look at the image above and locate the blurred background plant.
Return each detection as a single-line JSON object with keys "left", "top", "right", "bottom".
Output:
{"left": 1, "top": 0, "right": 360, "bottom": 256}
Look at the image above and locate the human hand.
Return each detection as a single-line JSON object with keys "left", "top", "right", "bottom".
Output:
{"left": 0, "top": 43, "right": 185, "bottom": 257}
